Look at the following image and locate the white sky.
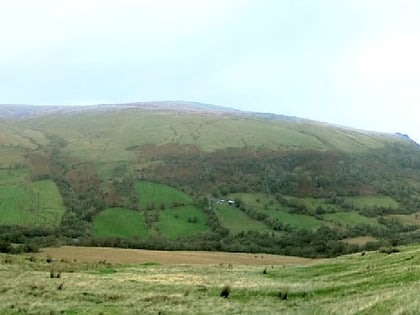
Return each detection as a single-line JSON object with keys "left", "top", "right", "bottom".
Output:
{"left": 1, "top": 0, "right": 420, "bottom": 142}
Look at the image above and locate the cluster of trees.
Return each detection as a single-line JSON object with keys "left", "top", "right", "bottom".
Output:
{"left": 76, "top": 225, "right": 420, "bottom": 258}
{"left": 0, "top": 225, "right": 54, "bottom": 254}
{"left": 142, "top": 142, "right": 420, "bottom": 203}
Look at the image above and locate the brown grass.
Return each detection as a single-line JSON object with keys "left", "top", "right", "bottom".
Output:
{"left": 341, "top": 236, "right": 378, "bottom": 246}
{"left": 34, "top": 246, "right": 316, "bottom": 265}
{"left": 388, "top": 213, "right": 420, "bottom": 227}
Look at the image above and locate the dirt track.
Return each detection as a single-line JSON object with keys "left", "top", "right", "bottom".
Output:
{"left": 35, "top": 246, "right": 317, "bottom": 266}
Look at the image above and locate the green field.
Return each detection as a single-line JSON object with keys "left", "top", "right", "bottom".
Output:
{"left": 0, "top": 168, "right": 27, "bottom": 185}
{"left": 215, "top": 205, "right": 272, "bottom": 234}
{"left": 345, "top": 195, "right": 400, "bottom": 209}
{"left": 2, "top": 244, "right": 420, "bottom": 314}
{"left": 231, "top": 193, "right": 325, "bottom": 230}
{"left": 270, "top": 210, "right": 325, "bottom": 230}
{"left": 93, "top": 208, "right": 149, "bottom": 240}
{"left": 323, "top": 211, "right": 384, "bottom": 228}
{"left": 156, "top": 205, "right": 211, "bottom": 239}
{"left": 135, "top": 181, "right": 192, "bottom": 209}
{"left": 283, "top": 196, "right": 339, "bottom": 213}
{"left": 0, "top": 180, "right": 65, "bottom": 227}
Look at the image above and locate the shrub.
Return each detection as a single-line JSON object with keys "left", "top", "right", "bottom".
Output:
{"left": 379, "top": 247, "right": 400, "bottom": 254}
{"left": 278, "top": 290, "right": 288, "bottom": 300}
{"left": 220, "top": 284, "right": 230, "bottom": 298}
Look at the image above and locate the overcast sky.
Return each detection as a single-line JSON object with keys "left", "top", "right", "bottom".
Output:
{"left": 1, "top": 0, "right": 419, "bottom": 142}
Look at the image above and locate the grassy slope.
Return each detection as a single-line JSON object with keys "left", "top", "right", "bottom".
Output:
{"left": 94, "top": 182, "right": 210, "bottom": 240}
{"left": 23, "top": 109, "right": 397, "bottom": 162}
{"left": 2, "top": 245, "right": 420, "bottom": 314}
{"left": 323, "top": 211, "right": 383, "bottom": 228}
{"left": 231, "top": 193, "right": 325, "bottom": 230}
{"left": 346, "top": 196, "right": 400, "bottom": 209}
{"left": 0, "top": 175, "right": 65, "bottom": 227}
{"left": 231, "top": 193, "right": 401, "bottom": 231}
{"left": 93, "top": 208, "right": 149, "bottom": 240}
{"left": 135, "top": 181, "right": 192, "bottom": 209}
{"left": 157, "top": 205, "right": 211, "bottom": 239}
{"left": 0, "top": 121, "right": 48, "bottom": 149}
{"left": 135, "top": 181, "right": 211, "bottom": 239}
{"left": 215, "top": 205, "right": 272, "bottom": 234}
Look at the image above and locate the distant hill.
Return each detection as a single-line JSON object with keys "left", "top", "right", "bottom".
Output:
{"left": 1, "top": 101, "right": 420, "bottom": 257}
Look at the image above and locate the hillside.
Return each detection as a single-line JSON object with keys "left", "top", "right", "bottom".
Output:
{"left": 1, "top": 244, "right": 420, "bottom": 314}
{"left": 1, "top": 102, "right": 420, "bottom": 257}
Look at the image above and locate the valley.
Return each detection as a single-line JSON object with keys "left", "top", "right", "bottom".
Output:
{"left": 1, "top": 102, "right": 420, "bottom": 257}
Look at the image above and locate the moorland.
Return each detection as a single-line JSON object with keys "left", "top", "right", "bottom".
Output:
{"left": 1, "top": 244, "right": 420, "bottom": 314}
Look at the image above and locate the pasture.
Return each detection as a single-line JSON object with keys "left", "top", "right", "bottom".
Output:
{"left": 323, "top": 211, "right": 383, "bottom": 228}
{"left": 1, "top": 245, "right": 420, "bottom": 314}
{"left": 156, "top": 205, "right": 211, "bottom": 239}
{"left": 135, "top": 181, "right": 192, "bottom": 209}
{"left": 345, "top": 196, "right": 400, "bottom": 210}
{"left": 0, "top": 180, "right": 65, "bottom": 227}
{"left": 214, "top": 205, "right": 272, "bottom": 234}
{"left": 93, "top": 208, "right": 149, "bottom": 240}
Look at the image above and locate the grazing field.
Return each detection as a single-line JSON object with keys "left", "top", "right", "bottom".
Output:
{"left": 269, "top": 210, "right": 324, "bottom": 230}
{"left": 135, "top": 181, "right": 192, "bottom": 209}
{"left": 0, "top": 180, "right": 65, "bottom": 227}
{"left": 0, "top": 168, "right": 27, "bottom": 185}
{"left": 388, "top": 213, "right": 420, "bottom": 227}
{"left": 214, "top": 205, "right": 272, "bottom": 234}
{"left": 346, "top": 195, "right": 400, "bottom": 209}
{"left": 230, "top": 193, "right": 327, "bottom": 230}
{"left": 1, "top": 245, "right": 419, "bottom": 314}
{"left": 93, "top": 208, "right": 149, "bottom": 240}
{"left": 156, "top": 205, "right": 211, "bottom": 239}
{"left": 323, "top": 211, "right": 383, "bottom": 228}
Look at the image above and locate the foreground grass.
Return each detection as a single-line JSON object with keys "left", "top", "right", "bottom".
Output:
{"left": 2, "top": 245, "right": 420, "bottom": 314}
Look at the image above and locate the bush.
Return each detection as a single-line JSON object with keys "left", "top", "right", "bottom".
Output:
{"left": 379, "top": 247, "right": 400, "bottom": 254}
{"left": 220, "top": 284, "right": 230, "bottom": 298}
{"left": 0, "top": 241, "right": 12, "bottom": 253}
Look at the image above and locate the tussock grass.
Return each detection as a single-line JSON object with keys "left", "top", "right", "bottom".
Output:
{"left": 1, "top": 245, "right": 420, "bottom": 314}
